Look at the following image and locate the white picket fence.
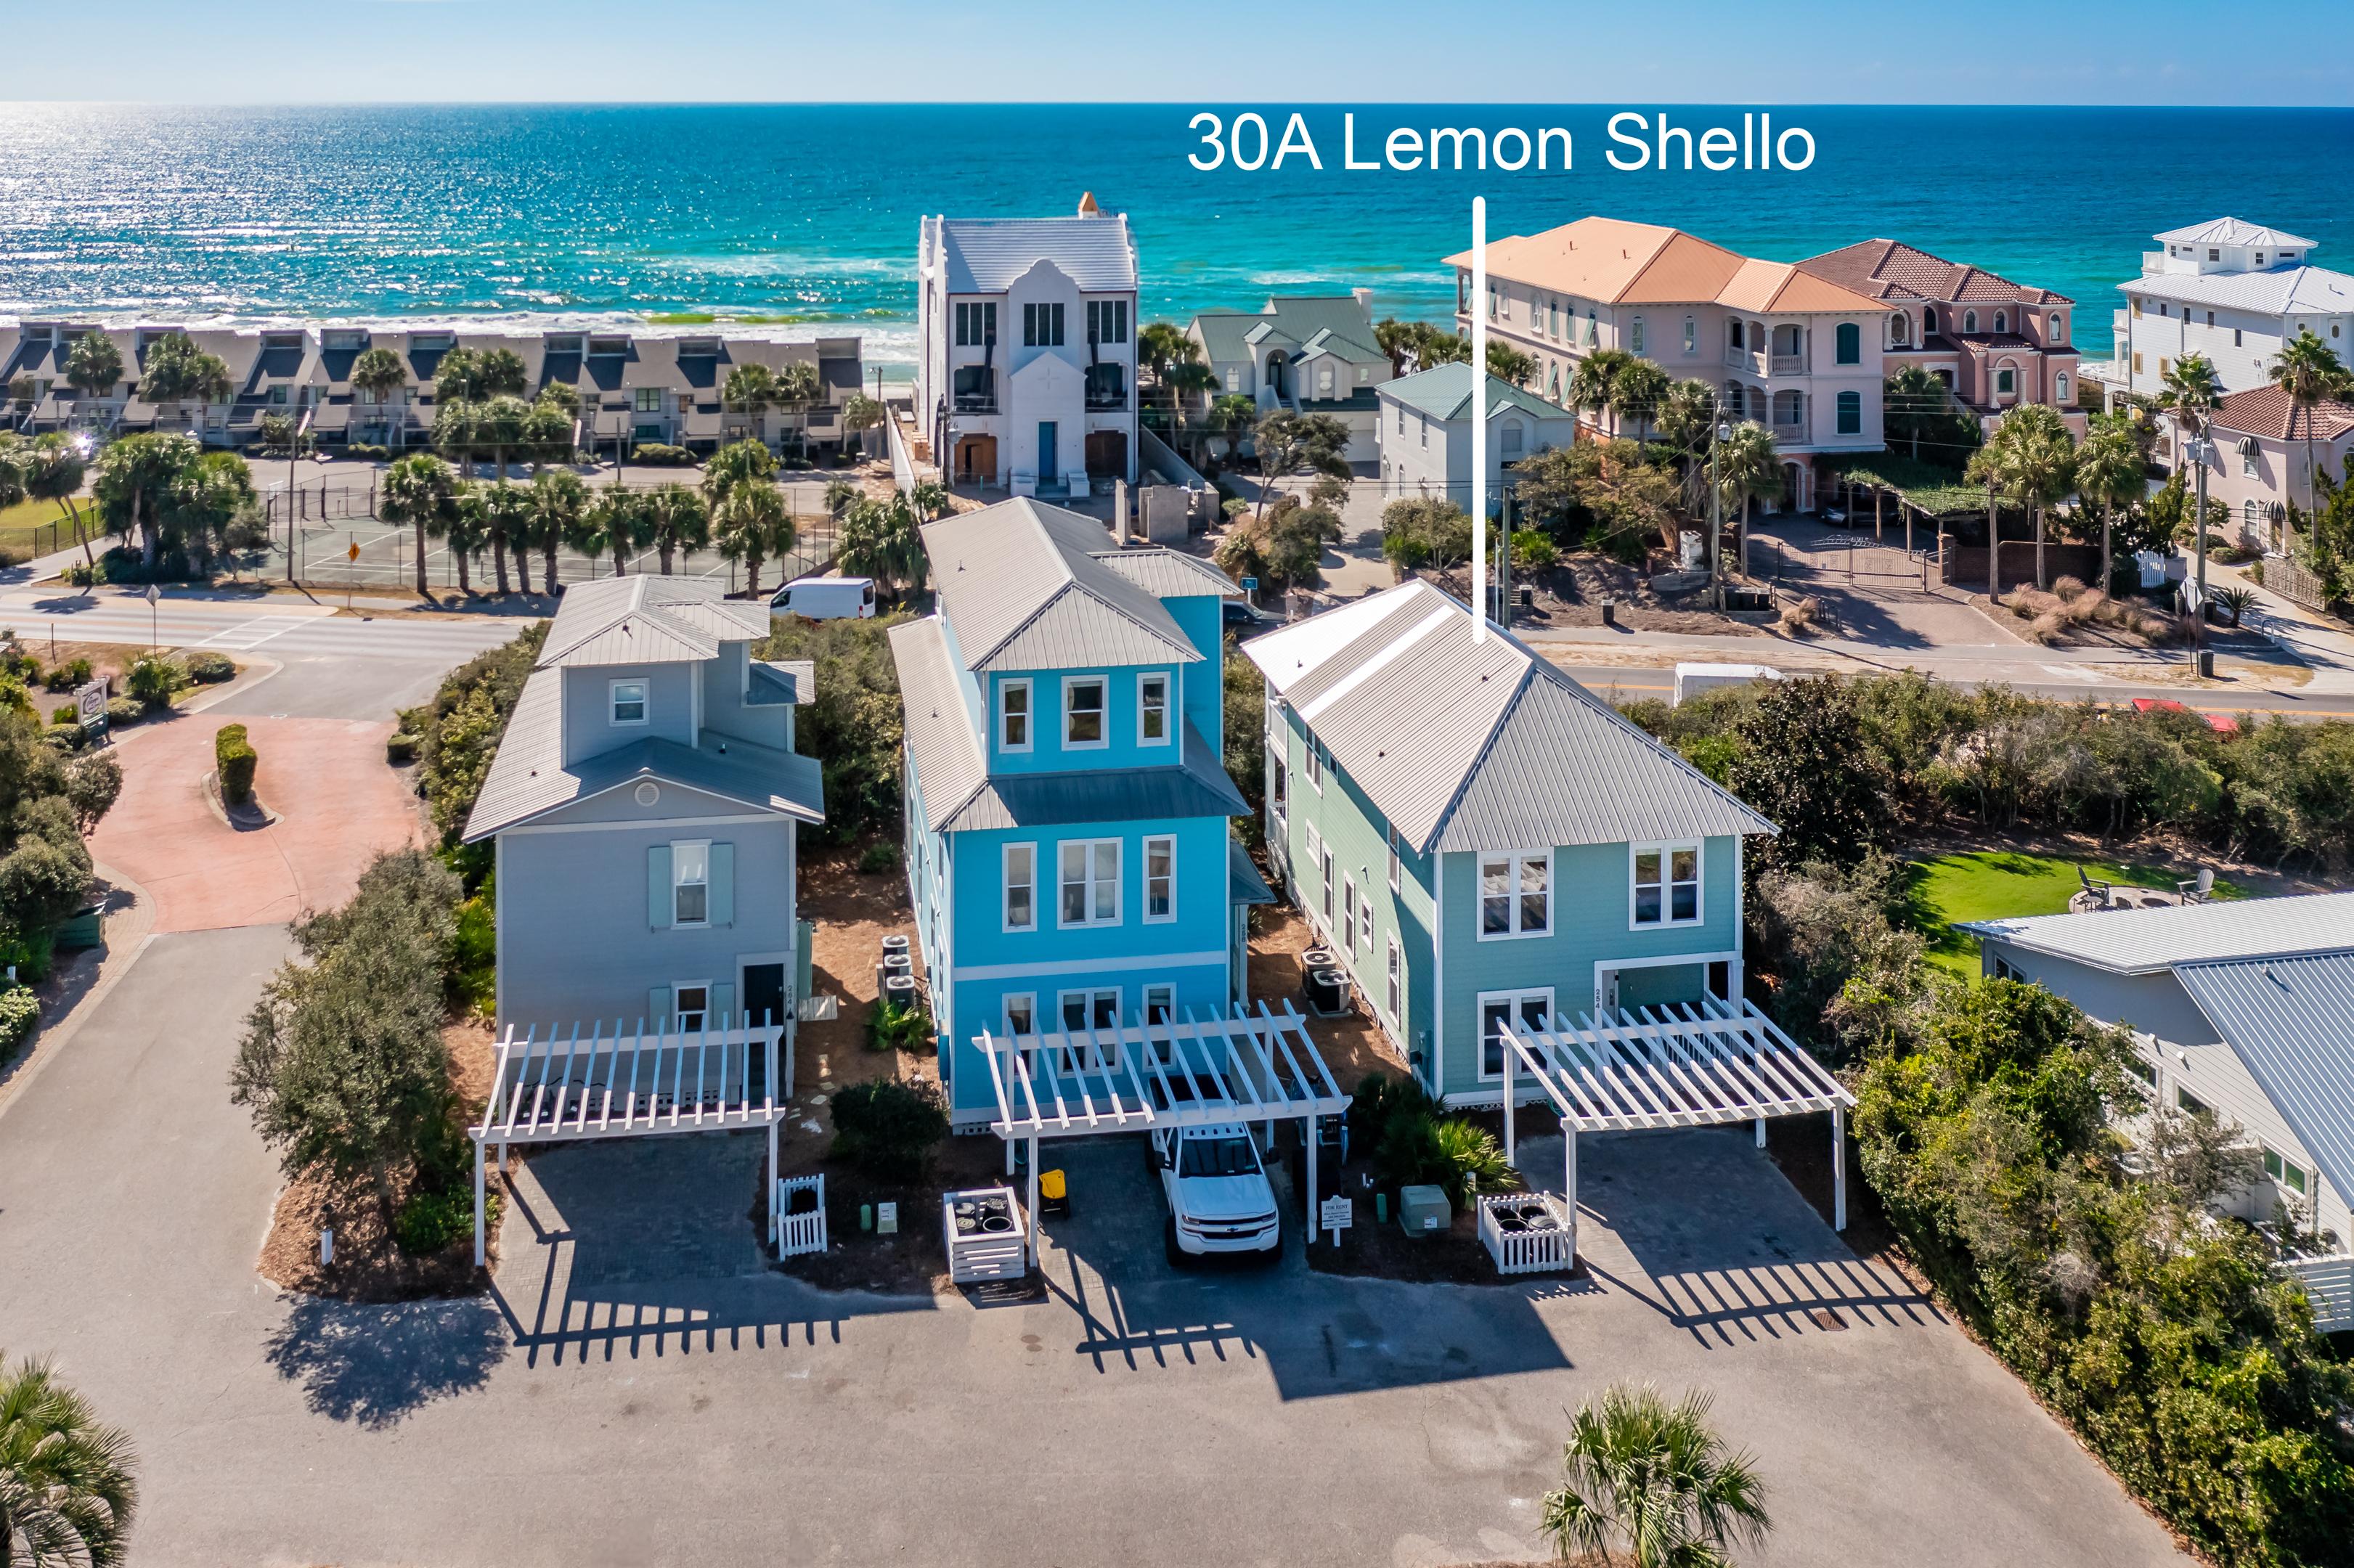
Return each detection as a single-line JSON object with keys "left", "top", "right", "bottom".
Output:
{"left": 1478, "top": 1193, "right": 1576, "bottom": 1275}
{"left": 774, "top": 1172, "right": 828, "bottom": 1259}
{"left": 2285, "top": 1254, "right": 2353, "bottom": 1332}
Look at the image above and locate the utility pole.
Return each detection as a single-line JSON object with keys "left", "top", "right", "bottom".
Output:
{"left": 1709, "top": 409, "right": 1729, "bottom": 610}
{"left": 1497, "top": 486, "right": 1512, "bottom": 630}
{"left": 2191, "top": 430, "right": 2214, "bottom": 677}
{"left": 1471, "top": 195, "right": 1488, "bottom": 642}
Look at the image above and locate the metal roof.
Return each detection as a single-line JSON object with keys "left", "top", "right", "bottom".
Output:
{"left": 935, "top": 215, "right": 1138, "bottom": 294}
{"left": 537, "top": 573, "right": 772, "bottom": 669}
{"left": 1229, "top": 837, "right": 1276, "bottom": 906}
{"left": 2122, "top": 264, "right": 2354, "bottom": 317}
{"left": 462, "top": 669, "right": 825, "bottom": 841}
{"left": 1379, "top": 363, "right": 1568, "bottom": 425}
{"left": 1244, "top": 580, "right": 1775, "bottom": 854}
{"left": 1189, "top": 296, "right": 1385, "bottom": 367}
{"left": 921, "top": 498, "right": 1202, "bottom": 674}
{"left": 1960, "top": 892, "right": 2354, "bottom": 975}
{"left": 2176, "top": 951, "right": 2354, "bottom": 1205}
{"left": 1093, "top": 548, "right": 1241, "bottom": 600}
{"left": 2153, "top": 217, "right": 2318, "bottom": 251}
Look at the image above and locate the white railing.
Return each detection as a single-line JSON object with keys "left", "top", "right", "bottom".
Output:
{"left": 1478, "top": 1192, "right": 1576, "bottom": 1274}
{"left": 1769, "top": 353, "right": 1806, "bottom": 376}
{"left": 2285, "top": 1254, "right": 2353, "bottom": 1331}
{"left": 884, "top": 403, "right": 919, "bottom": 491}
{"left": 775, "top": 1172, "right": 828, "bottom": 1257}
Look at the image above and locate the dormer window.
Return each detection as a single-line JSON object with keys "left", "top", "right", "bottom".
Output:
{"left": 611, "top": 678, "right": 648, "bottom": 725}
{"left": 1963, "top": 311, "right": 1977, "bottom": 333}
{"left": 1063, "top": 677, "right": 1106, "bottom": 748}
{"left": 1889, "top": 312, "right": 1909, "bottom": 346}
{"left": 2049, "top": 313, "right": 2064, "bottom": 343}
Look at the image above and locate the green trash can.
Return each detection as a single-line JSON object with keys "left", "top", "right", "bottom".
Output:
{"left": 55, "top": 902, "right": 104, "bottom": 951}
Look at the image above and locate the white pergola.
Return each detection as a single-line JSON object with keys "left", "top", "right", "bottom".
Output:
{"left": 971, "top": 1000, "right": 1351, "bottom": 1267}
{"left": 468, "top": 1018, "right": 791, "bottom": 1264}
{"left": 1499, "top": 994, "right": 1853, "bottom": 1267}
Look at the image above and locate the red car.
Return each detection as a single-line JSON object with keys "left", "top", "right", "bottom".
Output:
{"left": 2130, "top": 697, "right": 2239, "bottom": 735}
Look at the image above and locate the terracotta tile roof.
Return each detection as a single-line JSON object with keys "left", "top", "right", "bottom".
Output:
{"left": 1795, "top": 238, "right": 2074, "bottom": 309}
{"left": 1447, "top": 216, "right": 1881, "bottom": 314}
{"left": 2211, "top": 385, "right": 2354, "bottom": 444}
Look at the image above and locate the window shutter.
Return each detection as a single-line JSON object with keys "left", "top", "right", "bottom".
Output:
{"left": 711, "top": 981, "right": 736, "bottom": 1027}
{"left": 648, "top": 844, "right": 672, "bottom": 929}
{"left": 648, "top": 986, "right": 673, "bottom": 1028}
{"left": 709, "top": 842, "right": 736, "bottom": 927}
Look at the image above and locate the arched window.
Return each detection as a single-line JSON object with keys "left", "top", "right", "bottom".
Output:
{"left": 1923, "top": 306, "right": 1938, "bottom": 334}
{"left": 1547, "top": 366, "right": 1560, "bottom": 401}
{"left": 1963, "top": 309, "right": 1978, "bottom": 334}
{"left": 1993, "top": 310, "right": 2007, "bottom": 333}
{"left": 1682, "top": 315, "right": 1696, "bottom": 355}
{"left": 2055, "top": 371, "right": 2069, "bottom": 404}
{"left": 1631, "top": 317, "right": 1645, "bottom": 354}
{"left": 1728, "top": 319, "right": 1745, "bottom": 351}
{"left": 1889, "top": 312, "right": 1909, "bottom": 346}
{"left": 1835, "top": 322, "right": 1861, "bottom": 364}
{"left": 2048, "top": 313, "right": 2064, "bottom": 343}
{"left": 1836, "top": 390, "right": 1861, "bottom": 435}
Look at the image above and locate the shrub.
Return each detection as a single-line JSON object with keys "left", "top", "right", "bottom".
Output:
{"left": 64, "top": 751, "right": 123, "bottom": 833}
{"left": 754, "top": 616, "right": 903, "bottom": 846}
{"left": 2209, "top": 584, "right": 2257, "bottom": 626}
{"left": 827, "top": 1077, "right": 949, "bottom": 1179}
{"left": 630, "top": 443, "right": 696, "bottom": 467}
{"left": 385, "top": 732, "right": 419, "bottom": 764}
{"left": 1777, "top": 595, "right": 1820, "bottom": 635}
{"left": 47, "top": 657, "right": 93, "bottom": 692}
{"left": 44, "top": 722, "right": 86, "bottom": 752}
{"left": 1348, "top": 1070, "right": 1438, "bottom": 1154}
{"left": 866, "top": 992, "right": 932, "bottom": 1053}
{"left": 2026, "top": 611, "right": 2065, "bottom": 645}
{"left": 123, "top": 653, "right": 186, "bottom": 710}
{"left": 343, "top": 442, "right": 393, "bottom": 462}
{"left": 214, "top": 722, "right": 258, "bottom": 806}
{"left": 1429, "top": 1118, "right": 1520, "bottom": 1199}
{"left": 0, "top": 985, "right": 38, "bottom": 1064}
{"left": 184, "top": 650, "right": 237, "bottom": 684}
{"left": 856, "top": 841, "right": 901, "bottom": 875}
{"left": 2050, "top": 574, "right": 2088, "bottom": 602}
{"left": 391, "top": 1185, "right": 475, "bottom": 1255}
{"left": 1374, "top": 1110, "right": 1517, "bottom": 1208}
{"left": 49, "top": 704, "right": 73, "bottom": 727}
{"left": 449, "top": 889, "right": 495, "bottom": 1015}
{"left": 102, "top": 697, "right": 141, "bottom": 726}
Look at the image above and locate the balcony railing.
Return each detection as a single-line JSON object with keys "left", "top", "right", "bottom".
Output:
{"left": 2141, "top": 250, "right": 2168, "bottom": 274}
{"left": 1084, "top": 393, "right": 1129, "bottom": 412}
{"left": 951, "top": 394, "right": 998, "bottom": 415}
{"left": 1724, "top": 346, "right": 1763, "bottom": 372}
{"left": 1770, "top": 352, "right": 1806, "bottom": 375}
{"left": 1772, "top": 417, "right": 1810, "bottom": 444}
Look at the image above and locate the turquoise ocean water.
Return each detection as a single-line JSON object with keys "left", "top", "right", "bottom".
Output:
{"left": 3, "top": 104, "right": 2350, "bottom": 374}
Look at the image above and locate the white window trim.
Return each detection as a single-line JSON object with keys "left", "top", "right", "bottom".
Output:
{"left": 1054, "top": 987, "right": 1123, "bottom": 1072}
{"left": 609, "top": 677, "right": 651, "bottom": 727}
{"left": 1629, "top": 840, "right": 1704, "bottom": 930}
{"left": 1003, "top": 992, "right": 1038, "bottom": 1037}
{"left": 1062, "top": 675, "right": 1109, "bottom": 751}
{"left": 997, "top": 677, "right": 1033, "bottom": 754}
{"left": 1143, "top": 833, "right": 1176, "bottom": 924}
{"left": 672, "top": 979, "right": 714, "bottom": 1032}
{"left": 1002, "top": 841, "right": 1037, "bottom": 934}
{"left": 1057, "top": 838, "right": 1122, "bottom": 929}
{"left": 1475, "top": 848, "right": 1554, "bottom": 941}
{"left": 1342, "top": 875, "right": 1358, "bottom": 951}
{"left": 1386, "top": 824, "right": 1401, "bottom": 892}
{"left": 1305, "top": 734, "right": 1325, "bottom": 793}
{"left": 1356, "top": 878, "right": 1373, "bottom": 952}
{"left": 1384, "top": 937, "right": 1402, "bottom": 1024}
{"left": 1475, "top": 987, "right": 1555, "bottom": 1083}
{"left": 1136, "top": 671, "right": 1171, "bottom": 747}
{"left": 670, "top": 838, "right": 712, "bottom": 930}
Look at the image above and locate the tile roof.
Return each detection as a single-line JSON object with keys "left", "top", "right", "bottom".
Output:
{"left": 1961, "top": 891, "right": 2354, "bottom": 974}
{"left": 2175, "top": 950, "right": 2354, "bottom": 1204}
{"left": 1795, "top": 238, "right": 2074, "bottom": 308}
{"left": 2154, "top": 217, "right": 2319, "bottom": 251}
{"left": 1446, "top": 216, "right": 1883, "bottom": 314}
{"left": 935, "top": 215, "right": 1138, "bottom": 294}
{"left": 1244, "top": 579, "right": 1776, "bottom": 854}
{"left": 462, "top": 669, "right": 823, "bottom": 841}
{"left": 921, "top": 497, "right": 1203, "bottom": 674}
{"left": 1380, "top": 363, "right": 1566, "bottom": 425}
{"left": 538, "top": 574, "right": 772, "bottom": 669}
{"left": 2211, "top": 385, "right": 2354, "bottom": 444}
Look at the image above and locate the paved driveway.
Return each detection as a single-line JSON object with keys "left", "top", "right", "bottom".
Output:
{"left": 0, "top": 926, "right": 2186, "bottom": 1568}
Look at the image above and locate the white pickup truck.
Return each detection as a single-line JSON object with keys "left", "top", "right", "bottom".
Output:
{"left": 1149, "top": 1122, "right": 1282, "bottom": 1265}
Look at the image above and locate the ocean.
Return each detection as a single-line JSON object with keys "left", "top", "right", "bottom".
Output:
{"left": 3, "top": 103, "right": 2350, "bottom": 375}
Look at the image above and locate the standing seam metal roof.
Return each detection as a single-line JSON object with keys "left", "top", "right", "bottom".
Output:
{"left": 937, "top": 216, "right": 1139, "bottom": 294}
{"left": 1959, "top": 892, "right": 2354, "bottom": 974}
{"left": 2175, "top": 951, "right": 2354, "bottom": 1206}
{"left": 922, "top": 498, "right": 1202, "bottom": 673}
{"left": 538, "top": 574, "right": 771, "bottom": 668}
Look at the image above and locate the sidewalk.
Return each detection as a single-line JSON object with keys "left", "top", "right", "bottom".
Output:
{"left": 2207, "top": 560, "right": 2354, "bottom": 694}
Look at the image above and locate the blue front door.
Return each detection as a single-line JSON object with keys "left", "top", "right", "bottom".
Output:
{"left": 1038, "top": 421, "right": 1057, "bottom": 486}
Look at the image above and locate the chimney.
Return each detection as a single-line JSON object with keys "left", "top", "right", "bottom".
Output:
{"left": 1077, "top": 191, "right": 1101, "bottom": 216}
{"left": 1353, "top": 287, "right": 1374, "bottom": 315}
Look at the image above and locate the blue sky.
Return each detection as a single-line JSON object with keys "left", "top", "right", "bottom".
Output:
{"left": 4, "top": 0, "right": 2350, "bottom": 106}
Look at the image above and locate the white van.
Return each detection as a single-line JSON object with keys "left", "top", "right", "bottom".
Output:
{"left": 1672, "top": 662, "right": 1784, "bottom": 706}
{"left": 770, "top": 575, "right": 877, "bottom": 620}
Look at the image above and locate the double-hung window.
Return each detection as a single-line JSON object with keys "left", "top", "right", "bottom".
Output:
{"left": 635, "top": 387, "right": 663, "bottom": 413}
{"left": 1138, "top": 673, "right": 1170, "bottom": 745}
{"left": 1063, "top": 677, "right": 1106, "bottom": 748}
{"left": 1143, "top": 836, "right": 1175, "bottom": 923}
{"left": 610, "top": 677, "right": 648, "bottom": 725}
{"left": 671, "top": 841, "right": 711, "bottom": 928}
{"left": 1023, "top": 301, "right": 1066, "bottom": 347}
{"left": 672, "top": 981, "right": 711, "bottom": 1032}
{"left": 1003, "top": 843, "right": 1036, "bottom": 932}
{"left": 1478, "top": 851, "right": 1551, "bottom": 938}
{"left": 1630, "top": 317, "right": 1645, "bottom": 354}
{"left": 1356, "top": 881, "right": 1373, "bottom": 952}
{"left": 1003, "top": 992, "right": 1036, "bottom": 1036}
{"left": 1341, "top": 878, "right": 1358, "bottom": 951}
{"left": 1319, "top": 841, "right": 1335, "bottom": 927}
{"left": 1304, "top": 734, "right": 1325, "bottom": 792}
{"left": 1059, "top": 839, "right": 1120, "bottom": 927}
{"left": 2263, "top": 1148, "right": 2310, "bottom": 1196}
{"left": 997, "top": 679, "right": 1032, "bottom": 752}
{"left": 1303, "top": 824, "right": 1321, "bottom": 899}
{"left": 1384, "top": 939, "right": 1401, "bottom": 1021}
{"left": 1056, "top": 988, "right": 1122, "bottom": 1073}
{"left": 1386, "top": 825, "right": 1401, "bottom": 891}
{"left": 1632, "top": 842, "right": 1701, "bottom": 926}
{"left": 1086, "top": 300, "right": 1128, "bottom": 344}
{"left": 1478, "top": 990, "right": 1553, "bottom": 1079}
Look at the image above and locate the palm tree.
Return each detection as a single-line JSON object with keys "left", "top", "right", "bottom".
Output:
{"left": 160, "top": 450, "right": 256, "bottom": 578}
{"left": 478, "top": 481, "right": 531, "bottom": 595}
{"left": 2074, "top": 420, "right": 2145, "bottom": 593}
{"left": 822, "top": 478, "right": 860, "bottom": 518}
{"left": 1485, "top": 339, "right": 1537, "bottom": 389}
{"left": 840, "top": 393, "right": 886, "bottom": 459}
{"left": 137, "top": 334, "right": 233, "bottom": 436}
{"left": 1541, "top": 1383, "right": 1769, "bottom": 1568}
{"left": 712, "top": 479, "right": 794, "bottom": 599}
{"left": 644, "top": 483, "right": 709, "bottom": 575}
{"left": 908, "top": 480, "right": 953, "bottom": 521}
{"left": 92, "top": 432, "right": 200, "bottom": 571}
{"left": 2159, "top": 353, "right": 2225, "bottom": 621}
{"left": 476, "top": 348, "right": 529, "bottom": 399}
{"left": 775, "top": 362, "right": 823, "bottom": 462}
{"left": 2265, "top": 327, "right": 2353, "bottom": 550}
{"left": 0, "top": 438, "right": 23, "bottom": 515}
{"left": 1570, "top": 348, "right": 1637, "bottom": 436}
{"left": 22, "top": 433, "right": 92, "bottom": 568}
{"left": 582, "top": 483, "right": 650, "bottom": 577}
{"left": 528, "top": 468, "right": 588, "bottom": 595}
{"left": 837, "top": 492, "right": 926, "bottom": 601}
{"left": 378, "top": 453, "right": 455, "bottom": 597}
{"left": 722, "top": 363, "right": 779, "bottom": 449}
{"left": 349, "top": 346, "right": 408, "bottom": 446}
{"left": 437, "top": 484, "right": 492, "bottom": 596}
{"left": 1978, "top": 404, "right": 2077, "bottom": 589}
{"left": 702, "top": 437, "right": 778, "bottom": 509}
{"left": 1609, "top": 358, "right": 1671, "bottom": 444}
{"left": 1137, "top": 322, "right": 1194, "bottom": 411}
{"left": 0, "top": 1353, "right": 139, "bottom": 1568}
{"left": 62, "top": 333, "right": 124, "bottom": 411}
{"left": 1653, "top": 379, "right": 1720, "bottom": 513}
{"left": 1712, "top": 422, "right": 1783, "bottom": 567}
{"left": 1207, "top": 393, "right": 1256, "bottom": 468}
{"left": 1882, "top": 363, "right": 1955, "bottom": 461}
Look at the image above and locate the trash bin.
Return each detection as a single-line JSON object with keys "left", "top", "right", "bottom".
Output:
{"left": 1040, "top": 1168, "right": 1070, "bottom": 1217}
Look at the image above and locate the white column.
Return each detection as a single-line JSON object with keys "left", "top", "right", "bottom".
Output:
{"left": 1502, "top": 1031, "right": 1516, "bottom": 1164}
{"left": 1006, "top": 1136, "right": 1017, "bottom": 1177}
{"left": 1755, "top": 1116, "right": 1766, "bottom": 1148}
{"left": 1562, "top": 1116, "right": 1579, "bottom": 1268}
{"left": 1305, "top": 1113, "right": 1319, "bottom": 1245}
{"left": 767, "top": 1118, "right": 781, "bottom": 1246}
{"left": 1832, "top": 1105, "right": 1848, "bottom": 1232}
{"left": 472, "top": 1137, "right": 486, "bottom": 1267}
{"left": 1025, "top": 1134, "right": 1042, "bottom": 1270}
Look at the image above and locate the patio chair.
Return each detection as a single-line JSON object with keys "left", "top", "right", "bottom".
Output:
{"left": 2177, "top": 867, "right": 2214, "bottom": 904}
{"left": 2077, "top": 866, "right": 2113, "bottom": 908}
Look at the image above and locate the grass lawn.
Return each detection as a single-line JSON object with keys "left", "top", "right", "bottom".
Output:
{"left": 1907, "top": 849, "right": 2246, "bottom": 974}
{"left": 0, "top": 498, "right": 79, "bottom": 560}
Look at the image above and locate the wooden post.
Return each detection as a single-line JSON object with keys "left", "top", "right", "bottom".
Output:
{"left": 1563, "top": 1116, "right": 1579, "bottom": 1268}
{"left": 1305, "top": 1112, "right": 1318, "bottom": 1244}
{"left": 472, "top": 1136, "right": 486, "bottom": 1266}
{"left": 1874, "top": 484, "right": 1883, "bottom": 542}
{"left": 1832, "top": 1105, "right": 1848, "bottom": 1232}
{"left": 1502, "top": 1029, "right": 1516, "bottom": 1165}
{"left": 1026, "top": 1134, "right": 1042, "bottom": 1269}
{"left": 767, "top": 1118, "right": 780, "bottom": 1246}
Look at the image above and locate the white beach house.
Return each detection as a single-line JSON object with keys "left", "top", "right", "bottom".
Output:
{"left": 2105, "top": 219, "right": 2354, "bottom": 407}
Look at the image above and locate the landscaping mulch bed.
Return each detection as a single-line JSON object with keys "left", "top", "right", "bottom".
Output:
{"left": 754, "top": 1130, "right": 1011, "bottom": 1297}
{"left": 1304, "top": 1160, "right": 1521, "bottom": 1286}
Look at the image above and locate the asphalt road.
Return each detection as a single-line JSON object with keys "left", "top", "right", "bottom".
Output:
{"left": 1553, "top": 659, "right": 2354, "bottom": 719}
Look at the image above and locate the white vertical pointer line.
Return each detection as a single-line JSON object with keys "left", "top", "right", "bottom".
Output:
{"left": 1471, "top": 195, "right": 1486, "bottom": 644}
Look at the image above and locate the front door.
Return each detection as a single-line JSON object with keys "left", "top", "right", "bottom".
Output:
{"left": 1037, "top": 421, "right": 1058, "bottom": 487}
{"left": 1480, "top": 989, "right": 1555, "bottom": 1082}
{"left": 1085, "top": 429, "right": 1126, "bottom": 480}
{"left": 741, "top": 961, "right": 788, "bottom": 1032}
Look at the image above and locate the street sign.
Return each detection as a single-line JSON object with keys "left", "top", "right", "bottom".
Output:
{"left": 142, "top": 584, "right": 159, "bottom": 605}
{"left": 1319, "top": 1194, "right": 1353, "bottom": 1245}
{"left": 74, "top": 678, "right": 107, "bottom": 732}
{"left": 348, "top": 540, "right": 362, "bottom": 563}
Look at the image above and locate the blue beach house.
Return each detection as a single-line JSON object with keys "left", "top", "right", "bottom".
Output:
{"left": 889, "top": 497, "right": 1274, "bottom": 1131}
{"left": 1244, "top": 579, "right": 1778, "bottom": 1109}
